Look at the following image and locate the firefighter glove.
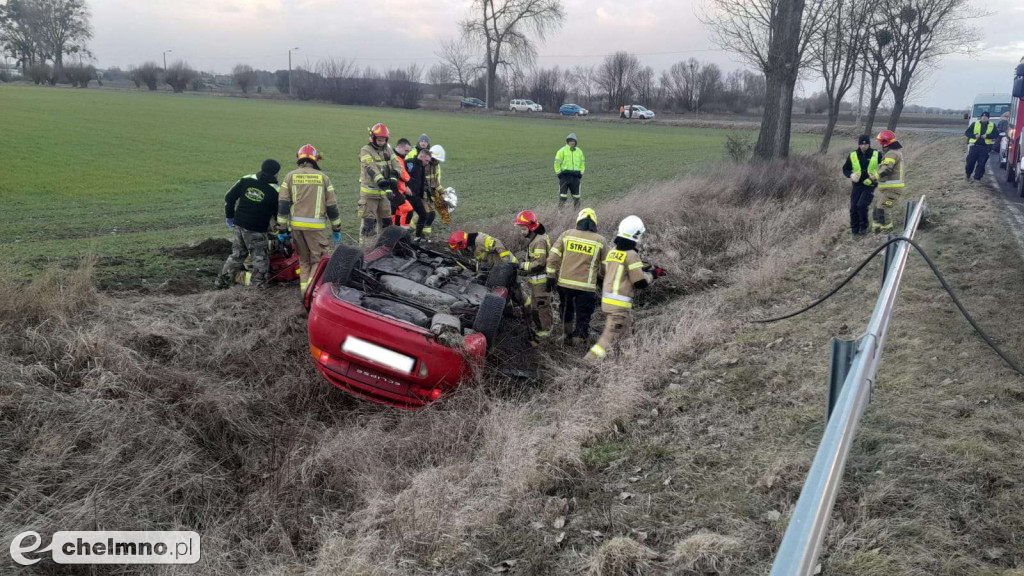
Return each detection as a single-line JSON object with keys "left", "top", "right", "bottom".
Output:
{"left": 332, "top": 231, "right": 342, "bottom": 243}
{"left": 546, "top": 277, "right": 557, "bottom": 292}
{"left": 226, "top": 218, "right": 234, "bottom": 229}
{"left": 388, "top": 178, "right": 400, "bottom": 194}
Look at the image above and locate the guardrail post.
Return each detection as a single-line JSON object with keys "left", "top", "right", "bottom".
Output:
{"left": 882, "top": 234, "right": 897, "bottom": 286}
{"left": 826, "top": 338, "right": 857, "bottom": 421}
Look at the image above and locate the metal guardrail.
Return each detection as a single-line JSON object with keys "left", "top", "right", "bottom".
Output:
{"left": 768, "top": 196, "right": 927, "bottom": 576}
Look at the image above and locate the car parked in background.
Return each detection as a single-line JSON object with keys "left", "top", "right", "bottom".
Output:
{"left": 460, "top": 97, "right": 485, "bottom": 108}
{"left": 509, "top": 99, "right": 543, "bottom": 112}
{"left": 621, "top": 105, "right": 655, "bottom": 120}
{"left": 559, "top": 103, "right": 589, "bottom": 116}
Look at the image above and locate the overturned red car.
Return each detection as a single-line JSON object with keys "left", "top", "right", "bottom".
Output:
{"left": 303, "top": 227, "right": 517, "bottom": 409}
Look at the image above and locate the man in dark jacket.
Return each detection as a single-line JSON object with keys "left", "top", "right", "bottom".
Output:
{"left": 404, "top": 147, "right": 436, "bottom": 239}
{"left": 214, "top": 159, "right": 281, "bottom": 288}
{"left": 841, "top": 135, "right": 880, "bottom": 236}
{"left": 965, "top": 111, "right": 997, "bottom": 182}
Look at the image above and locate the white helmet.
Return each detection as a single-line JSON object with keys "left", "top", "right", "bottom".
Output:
{"left": 443, "top": 187, "right": 457, "bottom": 213}
{"left": 616, "top": 215, "right": 646, "bottom": 242}
{"left": 429, "top": 144, "right": 446, "bottom": 162}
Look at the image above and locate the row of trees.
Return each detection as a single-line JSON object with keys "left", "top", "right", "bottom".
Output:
{"left": 704, "top": 0, "right": 976, "bottom": 156}
{"left": 0, "top": 0, "right": 92, "bottom": 85}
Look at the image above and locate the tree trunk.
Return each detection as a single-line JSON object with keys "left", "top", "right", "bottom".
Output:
{"left": 887, "top": 84, "right": 907, "bottom": 131}
{"left": 753, "top": 0, "right": 805, "bottom": 160}
{"left": 485, "top": 60, "right": 498, "bottom": 108}
{"left": 864, "top": 76, "right": 885, "bottom": 137}
{"left": 50, "top": 52, "right": 62, "bottom": 85}
{"left": 820, "top": 101, "right": 841, "bottom": 154}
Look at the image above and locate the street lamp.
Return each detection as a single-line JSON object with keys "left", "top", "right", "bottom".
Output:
{"left": 162, "top": 49, "right": 173, "bottom": 70}
{"left": 288, "top": 47, "right": 299, "bottom": 97}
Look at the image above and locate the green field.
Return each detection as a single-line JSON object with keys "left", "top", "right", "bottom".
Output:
{"left": 1, "top": 84, "right": 817, "bottom": 288}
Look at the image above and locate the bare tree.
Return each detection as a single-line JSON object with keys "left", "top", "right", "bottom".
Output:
{"left": 694, "top": 62, "right": 722, "bottom": 114}
{"left": 811, "top": 0, "right": 871, "bottom": 152}
{"left": 164, "top": 60, "right": 197, "bottom": 93}
{"left": 528, "top": 66, "right": 567, "bottom": 110}
{"left": 632, "top": 65, "right": 655, "bottom": 107}
{"left": 385, "top": 63, "right": 423, "bottom": 109}
{"left": 461, "top": 0, "right": 564, "bottom": 108}
{"left": 702, "top": 0, "right": 826, "bottom": 158}
{"left": 130, "top": 61, "right": 159, "bottom": 90}
{"left": 872, "top": 0, "right": 975, "bottom": 130}
{"left": 597, "top": 51, "right": 640, "bottom": 110}
{"left": 567, "top": 64, "right": 595, "bottom": 105}
{"left": 232, "top": 63, "right": 257, "bottom": 94}
{"left": 427, "top": 63, "right": 454, "bottom": 97}
{"left": 436, "top": 38, "right": 479, "bottom": 97}
{"left": 0, "top": 0, "right": 46, "bottom": 71}
{"left": 34, "top": 0, "right": 91, "bottom": 84}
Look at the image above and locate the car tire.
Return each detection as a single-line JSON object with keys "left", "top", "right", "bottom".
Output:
{"left": 377, "top": 226, "right": 410, "bottom": 250}
{"left": 473, "top": 293, "right": 505, "bottom": 350}
{"left": 485, "top": 262, "right": 516, "bottom": 289}
{"left": 323, "top": 245, "right": 362, "bottom": 286}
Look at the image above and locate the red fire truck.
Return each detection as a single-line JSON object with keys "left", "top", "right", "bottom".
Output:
{"left": 1005, "top": 57, "right": 1024, "bottom": 191}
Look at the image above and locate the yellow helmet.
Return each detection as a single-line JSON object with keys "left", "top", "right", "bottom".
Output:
{"left": 576, "top": 207, "right": 597, "bottom": 225}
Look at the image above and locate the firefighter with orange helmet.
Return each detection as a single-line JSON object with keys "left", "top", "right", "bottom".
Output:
{"left": 277, "top": 144, "right": 341, "bottom": 295}
{"left": 448, "top": 230, "right": 517, "bottom": 269}
{"left": 514, "top": 210, "right": 553, "bottom": 340}
{"left": 870, "top": 130, "right": 905, "bottom": 233}
{"left": 359, "top": 123, "right": 404, "bottom": 246}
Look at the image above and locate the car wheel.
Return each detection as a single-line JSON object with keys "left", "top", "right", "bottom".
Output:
{"left": 473, "top": 293, "right": 506, "bottom": 351}
{"left": 485, "top": 262, "right": 516, "bottom": 289}
{"left": 323, "top": 245, "right": 362, "bottom": 286}
{"left": 377, "top": 226, "right": 410, "bottom": 249}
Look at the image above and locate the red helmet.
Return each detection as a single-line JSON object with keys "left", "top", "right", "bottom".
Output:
{"left": 297, "top": 144, "right": 322, "bottom": 164}
{"left": 875, "top": 130, "right": 897, "bottom": 147}
{"left": 369, "top": 123, "right": 390, "bottom": 141}
{"left": 514, "top": 210, "right": 540, "bottom": 232}
{"left": 448, "top": 230, "right": 468, "bottom": 251}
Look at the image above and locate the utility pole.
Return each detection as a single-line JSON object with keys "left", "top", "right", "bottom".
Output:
{"left": 162, "top": 49, "right": 173, "bottom": 70}
{"left": 288, "top": 47, "right": 300, "bottom": 97}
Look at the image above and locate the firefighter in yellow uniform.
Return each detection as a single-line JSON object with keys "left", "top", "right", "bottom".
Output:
{"left": 546, "top": 208, "right": 607, "bottom": 346}
{"left": 359, "top": 123, "right": 404, "bottom": 246}
{"left": 587, "top": 216, "right": 663, "bottom": 361}
{"left": 513, "top": 210, "right": 553, "bottom": 340}
{"left": 447, "top": 230, "right": 517, "bottom": 269}
{"left": 277, "top": 144, "right": 341, "bottom": 295}
{"left": 870, "top": 129, "right": 905, "bottom": 233}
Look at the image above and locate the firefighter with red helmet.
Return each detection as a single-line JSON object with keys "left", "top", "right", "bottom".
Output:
{"left": 514, "top": 210, "right": 553, "bottom": 340}
{"left": 277, "top": 144, "right": 341, "bottom": 295}
{"left": 448, "top": 230, "right": 517, "bottom": 269}
{"left": 870, "top": 130, "right": 905, "bottom": 233}
{"left": 359, "top": 123, "right": 404, "bottom": 246}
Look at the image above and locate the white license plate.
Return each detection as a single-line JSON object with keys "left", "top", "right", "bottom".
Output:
{"left": 342, "top": 336, "right": 415, "bottom": 374}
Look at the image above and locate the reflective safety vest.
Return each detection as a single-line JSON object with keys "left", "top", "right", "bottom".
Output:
{"left": 877, "top": 150, "right": 905, "bottom": 189}
{"left": 471, "top": 233, "right": 517, "bottom": 267}
{"left": 547, "top": 229, "right": 607, "bottom": 291}
{"left": 849, "top": 150, "right": 880, "bottom": 185}
{"left": 600, "top": 249, "right": 650, "bottom": 312}
{"left": 554, "top": 145, "right": 586, "bottom": 175}
{"left": 969, "top": 121, "right": 996, "bottom": 145}
{"left": 520, "top": 234, "right": 552, "bottom": 286}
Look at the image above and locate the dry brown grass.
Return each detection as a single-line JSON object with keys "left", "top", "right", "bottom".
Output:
{"left": 2, "top": 153, "right": 850, "bottom": 574}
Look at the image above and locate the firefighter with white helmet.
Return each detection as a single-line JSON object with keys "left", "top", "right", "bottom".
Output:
{"left": 277, "top": 144, "right": 341, "bottom": 295}
{"left": 514, "top": 210, "right": 553, "bottom": 340}
{"left": 586, "top": 215, "right": 664, "bottom": 361}
{"left": 358, "top": 123, "right": 404, "bottom": 246}
{"left": 546, "top": 207, "right": 607, "bottom": 346}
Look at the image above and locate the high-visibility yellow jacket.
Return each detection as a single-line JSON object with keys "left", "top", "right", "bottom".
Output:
{"left": 554, "top": 145, "right": 585, "bottom": 175}
{"left": 546, "top": 229, "right": 607, "bottom": 291}
{"left": 359, "top": 143, "right": 403, "bottom": 195}
{"left": 600, "top": 249, "right": 652, "bottom": 312}
{"left": 278, "top": 166, "right": 341, "bottom": 231}
{"left": 877, "top": 149, "right": 904, "bottom": 189}
{"left": 520, "top": 233, "right": 551, "bottom": 286}
{"left": 967, "top": 121, "right": 996, "bottom": 145}
{"left": 468, "top": 232, "right": 517, "bottom": 267}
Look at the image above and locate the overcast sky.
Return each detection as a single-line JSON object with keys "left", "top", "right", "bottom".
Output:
{"left": 88, "top": 0, "right": 1023, "bottom": 110}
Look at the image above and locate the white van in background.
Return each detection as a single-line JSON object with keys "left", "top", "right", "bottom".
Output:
{"left": 966, "top": 93, "right": 1011, "bottom": 125}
